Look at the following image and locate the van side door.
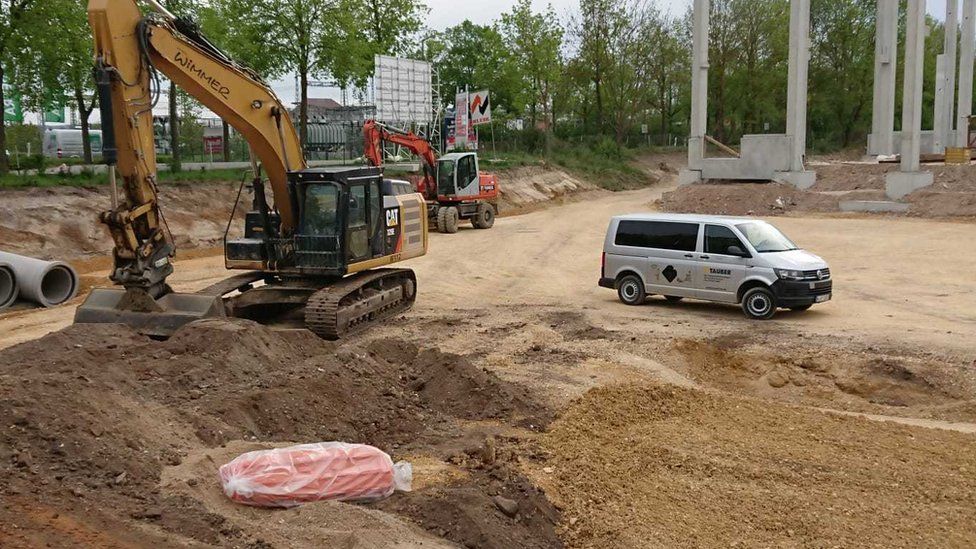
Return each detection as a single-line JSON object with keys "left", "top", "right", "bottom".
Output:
{"left": 697, "top": 224, "right": 750, "bottom": 303}
{"left": 614, "top": 220, "right": 701, "bottom": 298}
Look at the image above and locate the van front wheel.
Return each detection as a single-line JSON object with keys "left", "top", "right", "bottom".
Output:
{"left": 742, "top": 287, "right": 777, "bottom": 320}
{"left": 617, "top": 275, "right": 646, "bottom": 306}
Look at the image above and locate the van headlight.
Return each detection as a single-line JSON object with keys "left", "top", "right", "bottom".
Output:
{"left": 774, "top": 269, "right": 804, "bottom": 281}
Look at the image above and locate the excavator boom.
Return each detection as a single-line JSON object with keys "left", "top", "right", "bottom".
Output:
{"left": 88, "top": 0, "right": 305, "bottom": 297}
{"left": 76, "top": 0, "right": 428, "bottom": 339}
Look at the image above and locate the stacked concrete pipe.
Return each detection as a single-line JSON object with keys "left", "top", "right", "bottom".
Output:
{"left": 0, "top": 262, "right": 17, "bottom": 310}
{"left": 0, "top": 252, "right": 78, "bottom": 308}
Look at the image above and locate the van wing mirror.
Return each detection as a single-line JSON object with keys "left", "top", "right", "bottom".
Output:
{"left": 727, "top": 245, "right": 750, "bottom": 258}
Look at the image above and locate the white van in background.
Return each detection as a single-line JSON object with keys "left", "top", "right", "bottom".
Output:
{"left": 599, "top": 213, "right": 832, "bottom": 319}
{"left": 42, "top": 129, "right": 102, "bottom": 159}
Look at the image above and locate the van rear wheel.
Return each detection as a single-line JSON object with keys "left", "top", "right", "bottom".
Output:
{"left": 742, "top": 287, "right": 777, "bottom": 320}
{"left": 617, "top": 275, "right": 645, "bottom": 306}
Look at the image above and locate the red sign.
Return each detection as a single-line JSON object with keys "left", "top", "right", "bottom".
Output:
{"left": 204, "top": 136, "right": 223, "bottom": 154}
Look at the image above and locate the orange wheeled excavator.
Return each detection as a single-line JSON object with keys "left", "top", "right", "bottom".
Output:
{"left": 362, "top": 120, "right": 499, "bottom": 234}
{"left": 74, "top": 0, "right": 428, "bottom": 339}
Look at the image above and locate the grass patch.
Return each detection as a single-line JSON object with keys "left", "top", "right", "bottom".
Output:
{"left": 484, "top": 139, "right": 655, "bottom": 191}
{"left": 0, "top": 168, "right": 252, "bottom": 189}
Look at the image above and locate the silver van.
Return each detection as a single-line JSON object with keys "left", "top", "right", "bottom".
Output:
{"left": 599, "top": 214, "right": 831, "bottom": 319}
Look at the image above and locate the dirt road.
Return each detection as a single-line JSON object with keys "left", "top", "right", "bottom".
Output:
{"left": 5, "top": 179, "right": 975, "bottom": 356}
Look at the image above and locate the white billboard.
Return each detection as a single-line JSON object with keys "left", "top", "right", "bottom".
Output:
{"left": 454, "top": 91, "right": 469, "bottom": 148}
{"left": 469, "top": 90, "right": 491, "bottom": 125}
{"left": 373, "top": 55, "right": 433, "bottom": 124}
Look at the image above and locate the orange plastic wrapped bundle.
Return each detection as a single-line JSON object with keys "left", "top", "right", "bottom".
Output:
{"left": 219, "top": 442, "right": 412, "bottom": 508}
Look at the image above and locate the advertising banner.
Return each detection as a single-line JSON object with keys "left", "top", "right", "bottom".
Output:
{"left": 469, "top": 90, "right": 491, "bottom": 126}
{"left": 454, "top": 91, "right": 469, "bottom": 148}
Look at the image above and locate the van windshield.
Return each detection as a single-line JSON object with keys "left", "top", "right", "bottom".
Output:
{"left": 735, "top": 222, "right": 798, "bottom": 253}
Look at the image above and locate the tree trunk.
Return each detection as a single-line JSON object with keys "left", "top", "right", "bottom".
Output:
{"left": 0, "top": 66, "right": 9, "bottom": 175}
{"left": 299, "top": 70, "right": 308, "bottom": 149}
{"left": 222, "top": 119, "right": 230, "bottom": 162}
{"left": 75, "top": 85, "right": 93, "bottom": 165}
{"left": 594, "top": 74, "right": 604, "bottom": 133}
{"left": 169, "top": 80, "right": 181, "bottom": 172}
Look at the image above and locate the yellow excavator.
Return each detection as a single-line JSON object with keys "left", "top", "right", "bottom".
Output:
{"left": 75, "top": 0, "right": 428, "bottom": 339}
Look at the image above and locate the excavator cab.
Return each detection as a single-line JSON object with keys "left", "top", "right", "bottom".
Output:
{"left": 436, "top": 152, "right": 481, "bottom": 200}
{"left": 226, "top": 166, "right": 419, "bottom": 275}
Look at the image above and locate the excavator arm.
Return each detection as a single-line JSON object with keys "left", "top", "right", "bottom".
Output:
{"left": 363, "top": 120, "right": 438, "bottom": 199}
{"left": 88, "top": 0, "right": 305, "bottom": 297}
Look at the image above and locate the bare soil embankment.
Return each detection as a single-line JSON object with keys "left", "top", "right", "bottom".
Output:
{"left": 0, "top": 319, "right": 561, "bottom": 548}
{"left": 535, "top": 383, "right": 976, "bottom": 548}
{"left": 661, "top": 160, "right": 976, "bottom": 218}
{"left": 0, "top": 166, "right": 603, "bottom": 263}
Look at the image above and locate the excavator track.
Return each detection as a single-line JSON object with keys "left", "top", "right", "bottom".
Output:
{"left": 305, "top": 268, "right": 417, "bottom": 340}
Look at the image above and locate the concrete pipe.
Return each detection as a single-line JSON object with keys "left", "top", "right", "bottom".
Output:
{"left": 0, "top": 252, "right": 78, "bottom": 308}
{"left": 0, "top": 263, "right": 18, "bottom": 310}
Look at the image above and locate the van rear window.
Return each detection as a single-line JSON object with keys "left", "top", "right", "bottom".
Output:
{"left": 614, "top": 221, "right": 699, "bottom": 251}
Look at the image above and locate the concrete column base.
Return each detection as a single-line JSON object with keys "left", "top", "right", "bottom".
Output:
{"left": 677, "top": 169, "right": 702, "bottom": 186}
{"left": 885, "top": 171, "right": 933, "bottom": 200}
{"left": 773, "top": 170, "right": 817, "bottom": 189}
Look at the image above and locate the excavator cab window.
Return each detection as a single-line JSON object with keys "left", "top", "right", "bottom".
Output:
{"left": 437, "top": 159, "right": 456, "bottom": 196}
{"left": 457, "top": 155, "right": 477, "bottom": 189}
{"left": 346, "top": 184, "right": 370, "bottom": 261}
{"left": 302, "top": 185, "right": 340, "bottom": 237}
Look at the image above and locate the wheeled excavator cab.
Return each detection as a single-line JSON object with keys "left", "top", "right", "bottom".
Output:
{"left": 436, "top": 153, "right": 481, "bottom": 200}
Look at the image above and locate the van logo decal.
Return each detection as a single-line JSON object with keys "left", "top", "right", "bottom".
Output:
{"left": 662, "top": 265, "right": 678, "bottom": 283}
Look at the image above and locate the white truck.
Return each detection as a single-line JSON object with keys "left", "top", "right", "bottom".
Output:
{"left": 42, "top": 129, "right": 102, "bottom": 159}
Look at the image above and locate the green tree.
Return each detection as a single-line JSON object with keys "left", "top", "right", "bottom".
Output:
{"left": 432, "top": 21, "right": 521, "bottom": 113}
{"left": 499, "top": 0, "right": 563, "bottom": 142}
{"left": 808, "top": 0, "right": 876, "bottom": 148}
{"left": 199, "top": 0, "right": 283, "bottom": 161}
{"left": 0, "top": 0, "right": 60, "bottom": 174}
{"left": 49, "top": 0, "right": 97, "bottom": 164}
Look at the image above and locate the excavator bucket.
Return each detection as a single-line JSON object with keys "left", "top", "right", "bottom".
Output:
{"left": 74, "top": 288, "right": 225, "bottom": 339}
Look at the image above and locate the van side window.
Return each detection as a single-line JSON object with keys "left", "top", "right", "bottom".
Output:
{"left": 615, "top": 221, "right": 699, "bottom": 251}
{"left": 705, "top": 225, "right": 746, "bottom": 255}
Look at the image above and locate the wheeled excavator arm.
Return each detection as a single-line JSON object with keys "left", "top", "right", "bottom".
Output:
{"left": 88, "top": 0, "right": 305, "bottom": 297}
{"left": 362, "top": 120, "right": 438, "bottom": 199}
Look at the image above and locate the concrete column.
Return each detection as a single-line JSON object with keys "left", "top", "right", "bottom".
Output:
{"left": 871, "top": 0, "right": 899, "bottom": 156}
{"left": 935, "top": 53, "right": 948, "bottom": 150}
{"left": 777, "top": 0, "right": 816, "bottom": 189}
{"left": 957, "top": 0, "right": 976, "bottom": 147}
{"left": 786, "top": 0, "right": 811, "bottom": 171}
{"left": 887, "top": 0, "right": 934, "bottom": 199}
{"left": 680, "top": 0, "right": 709, "bottom": 185}
{"left": 936, "top": 1, "right": 959, "bottom": 151}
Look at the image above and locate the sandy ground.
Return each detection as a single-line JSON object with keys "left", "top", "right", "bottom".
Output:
{"left": 2, "top": 164, "right": 975, "bottom": 547}
{"left": 5, "top": 177, "right": 975, "bottom": 356}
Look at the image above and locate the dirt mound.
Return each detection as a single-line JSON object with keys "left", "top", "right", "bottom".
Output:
{"left": 660, "top": 181, "right": 844, "bottom": 216}
{"left": 660, "top": 162, "right": 976, "bottom": 218}
{"left": 538, "top": 383, "right": 976, "bottom": 548}
{"left": 673, "top": 336, "right": 976, "bottom": 423}
{"left": 0, "top": 319, "right": 559, "bottom": 548}
{"left": 496, "top": 166, "right": 597, "bottom": 213}
{"left": 0, "top": 181, "right": 243, "bottom": 261}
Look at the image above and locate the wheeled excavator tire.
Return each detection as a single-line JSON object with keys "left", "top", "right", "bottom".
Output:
{"left": 472, "top": 203, "right": 495, "bottom": 229}
{"left": 437, "top": 206, "right": 460, "bottom": 234}
{"left": 304, "top": 268, "right": 417, "bottom": 340}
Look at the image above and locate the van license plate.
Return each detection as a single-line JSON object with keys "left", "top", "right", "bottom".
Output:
{"left": 815, "top": 294, "right": 831, "bottom": 303}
